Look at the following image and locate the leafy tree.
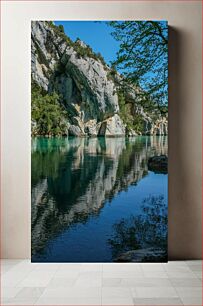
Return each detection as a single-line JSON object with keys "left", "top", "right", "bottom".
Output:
{"left": 108, "top": 21, "right": 168, "bottom": 108}
{"left": 58, "top": 24, "right": 65, "bottom": 33}
{"left": 117, "top": 91, "right": 145, "bottom": 133}
{"left": 31, "top": 82, "right": 68, "bottom": 136}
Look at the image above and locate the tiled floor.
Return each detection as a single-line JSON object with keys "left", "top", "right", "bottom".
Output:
{"left": 1, "top": 260, "right": 202, "bottom": 305}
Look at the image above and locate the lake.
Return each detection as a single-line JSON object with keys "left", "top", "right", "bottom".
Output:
{"left": 31, "top": 136, "right": 168, "bottom": 262}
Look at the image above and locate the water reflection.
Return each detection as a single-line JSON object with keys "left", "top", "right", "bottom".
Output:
{"left": 31, "top": 136, "right": 167, "bottom": 261}
{"left": 108, "top": 195, "right": 168, "bottom": 262}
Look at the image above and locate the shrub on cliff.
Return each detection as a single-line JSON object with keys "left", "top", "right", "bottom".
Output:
{"left": 31, "top": 83, "right": 68, "bottom": 136}
{"left": 118, "top": 91, "right": 145, "bottom": 134}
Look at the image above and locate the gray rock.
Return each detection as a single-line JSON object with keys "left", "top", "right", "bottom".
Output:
{"left": 68, "top": 125, "right": 84, "bottom": 136}
{"left": 84, "top": 119, "right": 100, "bottom": 136}
{"left": 98, "top": 114, "right": 125, "bottom": 136}
{"left": 115, "top": 248, "right": 167, "bottom": 262}
{"left": 148, "top": 155, "right": 168, "bottom": 174}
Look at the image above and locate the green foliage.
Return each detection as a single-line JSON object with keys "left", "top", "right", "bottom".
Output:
{"left": 117, "top": 91, "right": 145, "bottom": 134}
{"left": 108, "top": 21, "right": 168, "bottom": 106}
{"left": 31, "top": 82, "right": 68, "bottom": 136}
{"left": 74, "top": 41, "right": 106, "bottom": 65}
{"left": 107, "top": 67, "right": 117, "bottom": 81}
{"left": 58, "top": 24, "right": 65, "bottom": 34}
{"left": 47, "top": 21, "right": 68, "bottom": 42}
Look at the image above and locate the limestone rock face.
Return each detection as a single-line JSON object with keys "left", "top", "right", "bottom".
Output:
{"left": 99, "top": 114, "right": 126, "bottom": 136}
{"left": 84, "top": 119, "right": 100, "bottom": 136}
{"left": 31, "top": 21, "right": 118, "bottom": 122}
{"left": 151, "top": 117, "right": 168, "bottom": 135}
{"left": 31, "top": 21, "right": 168, "bottom": 136}
{"left": 68, "top": 125, "right": 84, "bottom": 136}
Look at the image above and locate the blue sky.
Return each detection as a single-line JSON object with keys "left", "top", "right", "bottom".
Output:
{"left": 55, "top": 21, "right": 120, "bottom": 65}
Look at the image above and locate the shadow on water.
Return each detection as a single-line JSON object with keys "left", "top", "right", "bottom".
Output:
{"left": 31, "top": 136, "right": 168, "bottom": 262}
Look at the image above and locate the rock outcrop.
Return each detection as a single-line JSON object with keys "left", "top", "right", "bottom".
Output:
{"left": 98, "top": 114, "right": 125, "bottom": 136}
{"left": 148, "top": 154, "right": 168, "bottom": 174}
{"left": 115, "top": 248, "right": 167, "bottom": 262}
{"left": 31, "top": 21, "right": 168, "bottom": 136}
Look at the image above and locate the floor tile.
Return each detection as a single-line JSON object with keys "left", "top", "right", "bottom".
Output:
{"left": 143, "top": 271, "right": 168, "bottom": 278}
{"left": 57, "top": 264, "right": 82, "bottom": 271}
{"left": 2, "top": 287, "right": 22, "bottom": 299}
{"left": 81, "top": 263, "right": 103, "bottom": 271}
{"left": 103, "top": 264, "right": 143, "bottom": 273}
{"left": 35, "top": 297, "right": 102, "bottom": 305}
{"left": 2, "top": 263, "right": 36, "bottom": 287}
{"left": 1, "top": 259, "right": 24, "bottom": 266}
{"left": 1, "top": 259, "right": 202, "bottom": 306}
{"left": 103, "top": 270, "right": 144, "bottom": 278}
{"left": 79, "top": 271, "right": 102, "bottom": 278}
{"left": 165, "top": 261, "right": 187, "bottom": 266}
{"left": 54, "top": 269, "right": 80, "bottom": 278}
{"left": 3, "top": 296, "right": 39, "bottom": 305}
{"left": 102, "top": 278, "right": 123, "bottom": 287}
{"left": 135, "top": 286, "right": 178, "bottom": 298}
{"left": 75, "top": 277, "right": 102, "bottom": 287}
{"left": 1, "top": 265, "right": 16, "bottom": 274}
{"left": 17, "top": 271, "right": 56, "bottom": 287}
{"left": 41, "top": 286, "right": 101, "bottom": 298}
{"left": 175, "top": 287, "right": 202, "bottom": 298}
{"left": 193, "top": 271, "right": 202, "bottom": 279}
{"left": 133, "top": 297, "right": 183, "bottom": 305}
{"left": 141, "top": 264, "right": 165, "bottom": 272}
{"left": 123, "top": 277, "right": 172, "bottom": 287}
{"left": 189, "top": 264, "right": 202, "bottom": 272}
{"left": 180, "top": 296, "right": 202, "bottom": 305}
{"left": 102, "top": 287, "right": 132, "bottom": 298}
{"left": 166, "top": 271, "right": 197, "bottom": 278}
{"left": 33, "top": 263, "right": 59, "bottom": 272}
{"left": 47, "top": 277, "right": 76, "bottom": 288}
{"left": 102, "top": 297, "right": 134, "bottom": 305}
{"left": 186, "top": 260, "right": 202, "bottom": 266}
{"left": 15, "top": 287, "right": 45, "bottom": 298}
{"left": 170, "top": 278, "right": 202, "bottom": 287}
{"left": 164, "top": 265, "right": 192, "bottom": 272}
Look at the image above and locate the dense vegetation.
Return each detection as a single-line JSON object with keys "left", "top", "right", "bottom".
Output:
{"left": 117, "top": 91, "right": 145, "bottom": 134}
{"left": 31, "top": 82, "right": 68, "bottom": 136}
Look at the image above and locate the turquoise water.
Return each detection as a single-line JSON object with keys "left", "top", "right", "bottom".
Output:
{"left": 31, "top": 136, "right": 168, "bottom": 262}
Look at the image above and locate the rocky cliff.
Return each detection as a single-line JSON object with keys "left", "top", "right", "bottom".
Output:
{"left": 31, "top": 21, "right": 167, "bottom": 136}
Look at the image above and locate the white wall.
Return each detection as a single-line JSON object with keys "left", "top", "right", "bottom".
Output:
{"left": 1, "top": 1, "right": 202, "bottom": 259}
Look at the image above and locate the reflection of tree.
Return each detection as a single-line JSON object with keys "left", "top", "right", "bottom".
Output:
{"left": 108, "top": 195, "right": 167, "bottom": 261}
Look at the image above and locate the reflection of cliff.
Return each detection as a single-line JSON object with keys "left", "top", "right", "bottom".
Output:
{"left": 31, "top": 136, "right": 168, "bottom": 257}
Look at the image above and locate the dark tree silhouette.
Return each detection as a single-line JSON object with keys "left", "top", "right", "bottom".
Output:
{"left": 108, "top": 195, "right": 168, "bottom": 261}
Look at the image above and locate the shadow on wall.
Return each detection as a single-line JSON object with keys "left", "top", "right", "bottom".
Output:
{"left": 168, "top": 26, "right": 202, "bottom": 259}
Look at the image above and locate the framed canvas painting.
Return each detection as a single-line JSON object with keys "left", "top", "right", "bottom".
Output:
{"left": 31, "top": 20, "right": 168, "bottom": 262}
